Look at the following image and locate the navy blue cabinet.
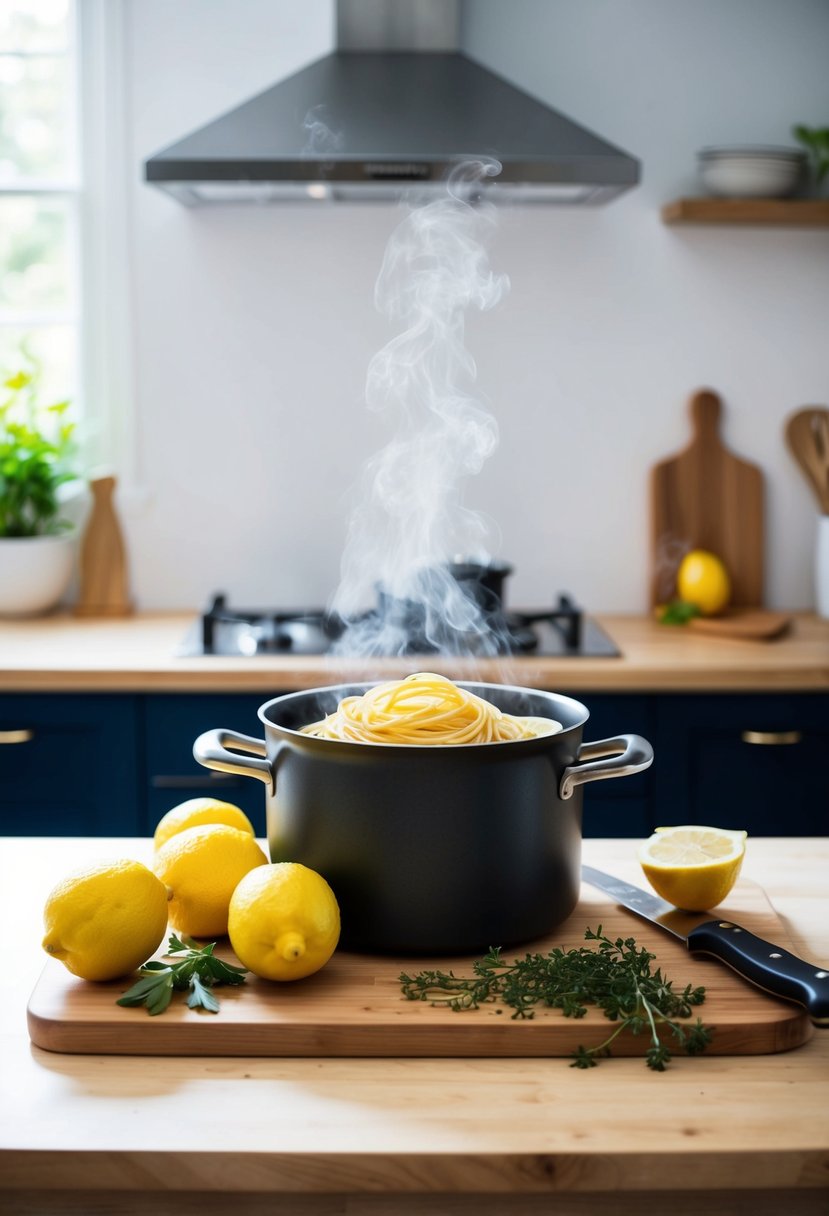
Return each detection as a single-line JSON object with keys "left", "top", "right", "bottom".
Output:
{"left": 0, "top": 689, "right": 825, "bottom": 838}
{"left": 0, "top": 694, "right": 141, "bottom": 835}
{"left": 145, "top": 694, "right": 266, "bottom": 836}
{"left": 651, "top": 693, "right": 828, "bottom": 836}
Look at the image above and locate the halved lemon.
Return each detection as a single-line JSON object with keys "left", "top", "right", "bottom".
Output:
{"left": 638, "top": 825, "right": 747, "bottom": 912}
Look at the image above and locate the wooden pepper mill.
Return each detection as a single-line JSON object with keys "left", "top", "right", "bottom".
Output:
{"left": 74, "top": 475, "right": 133, "bottom": 617}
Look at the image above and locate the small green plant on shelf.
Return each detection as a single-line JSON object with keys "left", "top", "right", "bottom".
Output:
{"left": 793, "top": 124, "right": 829, "bottom": 189}
{"left": 0, "top": 365, "right": 78, "bottom": 538}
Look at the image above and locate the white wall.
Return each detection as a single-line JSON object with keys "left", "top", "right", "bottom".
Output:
{"left": 122, "top": 0, "right": 829, "bottom": 614}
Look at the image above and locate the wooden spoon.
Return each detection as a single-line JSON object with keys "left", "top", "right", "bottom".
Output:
{"left": 785, "top": 407, "right": 829, "bottom": 514}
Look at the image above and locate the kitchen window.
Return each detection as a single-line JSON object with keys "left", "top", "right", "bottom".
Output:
{"left": 0, "top": 0, "right": 132, "bottom": 471}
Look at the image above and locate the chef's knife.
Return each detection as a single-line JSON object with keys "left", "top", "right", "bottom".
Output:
{"left": 582, "top": 865, "right": 829, "bottom": 1027}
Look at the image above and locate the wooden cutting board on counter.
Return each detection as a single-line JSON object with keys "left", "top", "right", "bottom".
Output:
{"left": 27, "top": 876, "right": 812, "bottom": 1058}
{"left": 687, "top": 609, "right": 792, "bottom": 641}
{"left": 650, "top": 389, "right": 765, "bottom": 609}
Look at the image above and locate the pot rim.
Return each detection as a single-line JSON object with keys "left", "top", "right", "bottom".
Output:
{"left": 256, "top": 679, "right": 589, "bottom": 750}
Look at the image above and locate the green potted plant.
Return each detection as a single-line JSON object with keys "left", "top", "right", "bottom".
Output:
{"left": 793, "top": 124, "right": 829, "bottom": 193}
{"left": 0, "top": 366, "right": 81, "bottom": 616}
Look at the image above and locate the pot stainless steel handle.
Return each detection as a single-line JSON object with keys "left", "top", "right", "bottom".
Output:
{"left": 560, "top": 734, "right": 653, "bottom": 800}
{"left": 193, "top": 729, "right": 273, "bottom": 793}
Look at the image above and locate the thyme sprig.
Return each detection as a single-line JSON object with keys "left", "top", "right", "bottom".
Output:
{"left": 400, "top": 926, "right": 712, "bottom": 1070}
{"left": 116, "top": 934, "right": 248, "bottom": 1016}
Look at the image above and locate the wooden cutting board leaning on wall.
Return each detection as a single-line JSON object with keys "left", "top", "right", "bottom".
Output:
{"left": 650, "top": 388, "right": 765, "bottom": 610}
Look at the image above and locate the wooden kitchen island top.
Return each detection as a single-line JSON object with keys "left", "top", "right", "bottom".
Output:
{"left": 0, "top": 611, "right": 828, "bottom": 691}
{"left": 1, "top": 836, "right": 827, "bottom": 1216}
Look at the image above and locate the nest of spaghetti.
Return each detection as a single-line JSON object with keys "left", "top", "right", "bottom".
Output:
{"left": 300, "top": 672, "right": 562, "bottom": 746}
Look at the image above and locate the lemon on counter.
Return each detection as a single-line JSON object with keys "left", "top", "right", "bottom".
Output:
{"left": 638, "top": 825, "right": 747, "bottom": 912}
{"left": 153, "top": 797, "right": 255, "bottom": 851}
{"left": 42, "top": 859, "right": 170, "bottom": 981}
{"left": 154, "top": 823, "right": 267, "bottom": 939}
{"left": 228, "top": 862, "right": 340, "bottom": 982}
{"left": 676, "top": 550, "right": 731, "bottom": 616}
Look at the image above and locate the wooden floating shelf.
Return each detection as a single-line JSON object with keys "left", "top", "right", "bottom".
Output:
{"left": 661, "top": 197, "right": 829, "bottom": 227}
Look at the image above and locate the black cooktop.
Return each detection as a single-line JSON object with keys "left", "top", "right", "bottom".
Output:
{"left": 177, "top": 592, "right": 620, "bottom": 658}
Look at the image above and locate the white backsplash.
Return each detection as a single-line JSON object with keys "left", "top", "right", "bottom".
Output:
{"left": 120, "top": 0, "right": 829, "bottom": 613}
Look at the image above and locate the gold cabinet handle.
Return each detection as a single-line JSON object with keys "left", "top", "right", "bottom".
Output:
{"left": 0, "top": 729, "right": 34, "bottom": 744}
{"left": 741, "top": 729, "right": 802, "bottom": 746}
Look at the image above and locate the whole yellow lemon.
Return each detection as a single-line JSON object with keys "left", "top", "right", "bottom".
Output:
{"left": 228, "top": 863, "right": 340, "bottom": 982}
{"left": 153, "top": 797, "right": 255, "bottom": 851}
{"left": 676, "top": 549, "right": 731, "bottom": 616}
{"left": 42, "top": 859, "right": 170, "bottom": 981}
{"left": 154, "top": 823, "right": 268, "bottom": 939}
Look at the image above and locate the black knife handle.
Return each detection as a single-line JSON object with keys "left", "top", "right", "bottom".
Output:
{"left": 687, "top": 920, "right": 829, "bottom": 1026}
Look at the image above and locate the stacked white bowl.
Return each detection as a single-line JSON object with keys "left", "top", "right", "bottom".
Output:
{"left": 697, "top": 146, "right": 806, "bottom": 198}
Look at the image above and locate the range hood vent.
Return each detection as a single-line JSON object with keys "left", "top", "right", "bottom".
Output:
{"left": 144, "top": 1, "right": 640, "bottom": 206}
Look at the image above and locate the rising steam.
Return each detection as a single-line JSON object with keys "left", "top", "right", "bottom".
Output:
{"left": 331, "top": 160, "right": 509, "bottom": 656}
{"left": 301, "top": 105, "right": 343, "bottom": 155}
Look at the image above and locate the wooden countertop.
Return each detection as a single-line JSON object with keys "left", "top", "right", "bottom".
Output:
{"left": 0, "top": 611, "right": 828, "bottom": 692}
{"left": 1, "top": 836, "right": 827, "bottom": 1216}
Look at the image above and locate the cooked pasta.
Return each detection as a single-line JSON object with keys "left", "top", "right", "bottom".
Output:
{"left": 300, "top": 672, "right": 561, "bottom": 745}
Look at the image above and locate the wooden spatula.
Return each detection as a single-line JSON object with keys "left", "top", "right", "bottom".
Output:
{"left": 785, "top": 407, "right": 829, "bottom": 514}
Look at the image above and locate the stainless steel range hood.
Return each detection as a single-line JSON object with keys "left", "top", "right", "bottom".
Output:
{"left": 144, "top": 0, "right": 640, "bottom": 205}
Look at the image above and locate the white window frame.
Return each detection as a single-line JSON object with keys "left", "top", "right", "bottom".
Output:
{"left": 0, "top": 2, "right": 79, "bottom": 400}
{"left": 77, "top": 0, "right": 135, "bottom": 483}
{"left": 0, "top": 0, "right": 135, "bottom": 483}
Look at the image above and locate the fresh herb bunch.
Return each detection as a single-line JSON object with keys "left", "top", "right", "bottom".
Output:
{"left": 659, "top": 599, "right": 701, "bottom": 625}
{"left": 116, "top": 934, "right": 248, "bottom": 1016}
{"left": 0, "top": 368, "right": 77, "bottom": 537}
{"left": 400, "top": 927, "right": 712, "bottom": 1071}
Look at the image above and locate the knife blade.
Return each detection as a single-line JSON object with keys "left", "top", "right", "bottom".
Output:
{"left": 581, "top": 865, "right": 829, "bottom": 1027}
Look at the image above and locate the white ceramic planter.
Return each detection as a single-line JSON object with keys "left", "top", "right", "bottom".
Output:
{"left": 817, "top": 515, "right": 829, "bottom": 620}
{"left": 0, "top": 533, "right": 76, "bottom": 617}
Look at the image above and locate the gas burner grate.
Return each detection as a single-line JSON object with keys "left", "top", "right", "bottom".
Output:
{"left": 182, "top": 590, "right": 620, "bottom": 659}
{"left": 199, "top": 594, "right": 343, "bottom": 656}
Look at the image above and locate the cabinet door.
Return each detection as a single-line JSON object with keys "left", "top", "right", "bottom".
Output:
{"left": 0, "top": 694, "right": 140, "bottom": 835}
{"left": 654, "top": 693, "right": 828, "bottom": 835}
{"left": 563, "top": 694, "right": 656, "bottom": 839}
{"left": 144, "top": 694, "right": 268, "bottom": 836}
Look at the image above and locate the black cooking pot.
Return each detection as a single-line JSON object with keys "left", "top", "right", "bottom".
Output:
{"left": 193, "top": 682, "right": 652, "bottom": 955}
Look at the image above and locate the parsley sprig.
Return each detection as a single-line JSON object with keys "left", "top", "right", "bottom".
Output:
{"left": 659, "top": 599, "right": 701, "bottom": 625}
{"left": 116, "top": 934, "right": 248, "bottom": 1016}
{"left": 400, "top": 926, "right": 712, "bottom": 1070}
